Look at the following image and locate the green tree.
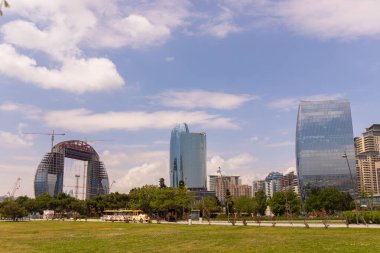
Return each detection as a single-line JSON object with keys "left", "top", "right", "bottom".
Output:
{"left": 254, "top": 190, "right": 267, "bottom": 216}
{"left": 0, "top": 198, "right": 28, "bottom": 221}
{"left": 304, "top": 187, "right": 353, "bottom": 214}
{"left": 234, "top": 196, "right": 255, "bottom": 216}
{"left": 159, "top": 178, "right": 167, "bottom": 188}
{"left": 268, "top": 191, "right": 301, "bottom": 216}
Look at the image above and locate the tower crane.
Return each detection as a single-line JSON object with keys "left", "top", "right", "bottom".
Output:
{"left": 23, "top": 130, "right": 66, "bottom": 151}
{"left": 8, "top": 177, "right": 21, "bottom": 198}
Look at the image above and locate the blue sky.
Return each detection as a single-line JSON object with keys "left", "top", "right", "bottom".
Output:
{"left": 1, "top": 0, "right": 380, "bottom": 197}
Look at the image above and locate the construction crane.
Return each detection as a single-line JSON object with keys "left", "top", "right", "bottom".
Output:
{"left": 8, "top": 177, "right": 21, "bottom": 198}
{"left": 23, "top": 130, "right": 66, "bottom": 151}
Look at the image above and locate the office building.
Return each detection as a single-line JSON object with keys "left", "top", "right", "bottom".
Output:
{"left": 170, "top": 123, "right": 207, "bottom": 190}
{"left": 296, "top": 100, "right": 355, "bottom": 197}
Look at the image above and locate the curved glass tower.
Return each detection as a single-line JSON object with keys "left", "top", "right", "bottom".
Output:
{"left": 170, "top": 123, "right": 207, "bottom": 190}
{"left": 296, "top": 100, "right": 355, "bottom": 198}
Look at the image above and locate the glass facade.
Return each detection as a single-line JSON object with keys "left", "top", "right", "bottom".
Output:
{"left": 170, "top": 123, "right": 207, "bottom": 190}
{"left": 34, "top": 140, "right": 109, "bottom": 199}
{"left": 296, "top": 100, "right": 355, "bottom": 197}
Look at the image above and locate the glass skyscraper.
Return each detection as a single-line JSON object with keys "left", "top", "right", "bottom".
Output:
{"left": 170, "top": 123, "right": 207, "bottom": 190}
{"left": 296, "top": 100, "right": 356, "bottom": 197}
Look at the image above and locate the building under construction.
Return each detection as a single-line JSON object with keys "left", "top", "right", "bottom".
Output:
{"left": 34, "top": 140, "right": 109, "bottom": 199}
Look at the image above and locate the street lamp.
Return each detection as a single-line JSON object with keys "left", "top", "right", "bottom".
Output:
{"left": 217, "top": 167, "right": 230, "bottom": 222}
{"left": 342, "top": 151, "right": 359, "bottom": 224}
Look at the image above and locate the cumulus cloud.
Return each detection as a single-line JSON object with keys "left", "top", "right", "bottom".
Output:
{"left": 200, "top": 6, "right": 242, "bottom": 38}
{"left": 207, "top": 153, "right": 258, "bottom": 185}
{"left": 101, "top": 149, "right": 169, "bottom": 194}
{"left": 155, "top": 89, "right": 257, "bottom": 110}
{"left": 224, "top": 0, "right": 380, "bottom": 40}
{"left": 269, "top": 93, "right": 343, "bottom": 111}
{"left": 0, "top": 131, "right": 33, "bottom": 148}
{"left": 43, "top": 108, "right": 239, "bottom": 132}
{"left": 0, "top": 102, "right": 42, "bottom": 120}
{"left": 0, "top": 44, "right": 124, "bottom": 94}
{"left": 0, "top": 0, "right": 192, "bottom": 93}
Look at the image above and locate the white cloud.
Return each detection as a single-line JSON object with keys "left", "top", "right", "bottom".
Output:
{"left": 0, "top": 131, "right": 33, "bottom": 148}
{"left": 272, "top": 0, "right": 380, "bottom": 40}
{"left": 0, "top": 44, "right": 124, "bottom": 93}
{"left": 43, "top": 108, "right": 239, "bottom": 132}
{"left": 265, "top": 141, "right": 294, "bottom": 148}
{"left": 200, "top": 5, "right": 242, "bottom": 38}
{"left": 102, "top": 149, "right": 169, "bottom": 194}
{"left": 0, "top": 102, "right": 42, "bottom": 119}
{"left": 207, "top": 153, "right": 258, "bottom": 185}
{"left": 156, "top": 89, "right": 257, "bottom": 110}
{"left": 269, "top": 93, "right": 343, "bottom": 111}
{"left": 223, "top": 0, "right": 380, "bottom": 40}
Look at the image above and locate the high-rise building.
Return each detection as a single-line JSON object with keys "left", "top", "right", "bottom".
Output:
{"left": 281, "top": 171, "right": 299, "bottom": 194}
{"left": 208, "top": 175, "right": 219, "bottom": 192}
{"left": 296, "top": 100, "right": 355, "bottom": 197}
{"left": 214, "top": 176, "right": 251, "bottom": 203}
{"left": 252, "top": 179, "right": 265, "bottom": 196}
{"left": 355, "top": 124, "right": 380, "bottom": 196}
{"left": 265, "top": 172, "right": 283, "bottom": 198}
{"left": 170, "top": 123, "right": 207, "bottom": 190}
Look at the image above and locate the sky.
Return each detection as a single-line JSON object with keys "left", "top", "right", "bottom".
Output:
{"left": 1, "top": 0, "right": 380, "bottom": 198}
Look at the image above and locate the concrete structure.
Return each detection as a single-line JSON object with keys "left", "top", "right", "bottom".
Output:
{"left": 208, "top": 175, "right": 219, "bottom": 192}
{"left": 170, "top": 123, "right": 207, "bottom": 190}
{"left": 34, "top": 140, "right": 109, "bottom": 199}
{"left": 296, "top": 100, "right": 355, "bottom": 198}
{"left": 355, "top": 124, "right": 380, "bottom": 196}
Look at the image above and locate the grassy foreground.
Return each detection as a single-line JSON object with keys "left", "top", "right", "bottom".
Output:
{"left": 1, "top": 221, "right": 380, "bottom": 253}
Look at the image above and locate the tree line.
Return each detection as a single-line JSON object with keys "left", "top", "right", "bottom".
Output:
{"left": 0, "top": 184, "right": 355, "bottom": 221}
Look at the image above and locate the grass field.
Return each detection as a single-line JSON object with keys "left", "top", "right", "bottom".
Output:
{"left": 1, "top": 221, "right": 380, "bottom": 253}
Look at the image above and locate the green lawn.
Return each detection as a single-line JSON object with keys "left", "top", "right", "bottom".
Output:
{"left": 1, "top": 221, "right": 380, "bottom": 253}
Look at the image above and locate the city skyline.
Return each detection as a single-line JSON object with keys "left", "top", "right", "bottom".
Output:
{"left": 1, "top": 1, "right": 380, "bottom": 197}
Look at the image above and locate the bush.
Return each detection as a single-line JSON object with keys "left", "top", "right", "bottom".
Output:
{"left": 344, "top": 211, "right": 380, "bottom": 224}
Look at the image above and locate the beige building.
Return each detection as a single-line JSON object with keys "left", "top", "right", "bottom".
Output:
{"left": 355, "top": 124, "right": 380, "bottom": 196}
{"left": 214, "top": 176, "right": 251, "bottom": 203}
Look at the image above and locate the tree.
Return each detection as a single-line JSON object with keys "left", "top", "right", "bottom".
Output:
{"left": 254, "top": 190, "right": 267, "bottom": 216}
{"left": 0, "top": 198, "right": 28, "bottom": 221}
{"left": 234, "top": 196, "right": 255, "bottom": 216}
{"left": 159, "top": 178, "right": 167, "bottom": 188}
{"left": 304, "top": 187, "right": 353, "bottom": 214}
{"left": 268, "top": 191, "right": 301, "bottom": 216}
{"left": 0, "top": 0, "right": 10, "bottom": 16}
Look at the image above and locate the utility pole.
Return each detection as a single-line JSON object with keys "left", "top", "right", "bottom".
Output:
{"left": 217, "top": 167, "right": 230, "bottom": 222}
{"left": 74, "top": 174, "right": 80, "bottom": 199}
{"left": 342, "top": 151, "right": 360, "bottom": 225}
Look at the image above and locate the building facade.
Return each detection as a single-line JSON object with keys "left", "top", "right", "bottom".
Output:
{"left": 296, "top": 100, "right": 356, "bottom": 198}
{"left": 355, "top": 124, "right": 380, "bottom": 196}
{"left": 170, "top": 123, "right": 207, "bottom": 190}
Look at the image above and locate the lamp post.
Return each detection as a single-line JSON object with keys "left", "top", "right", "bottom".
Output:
{"left": 217, "top": 167, "right": 230, "bottom": 222}
{"left": 342, "top": 151, "right": 359, "bottom": 224}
